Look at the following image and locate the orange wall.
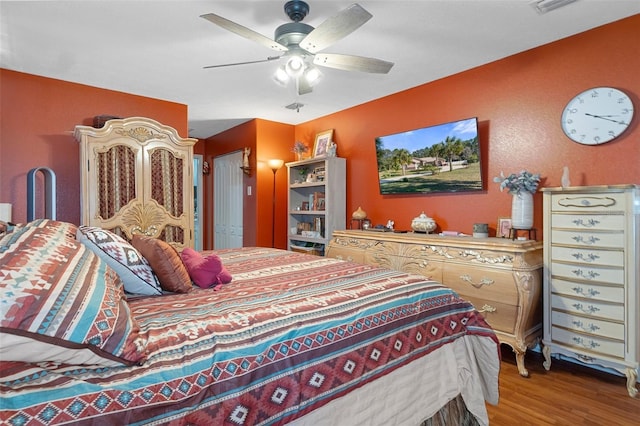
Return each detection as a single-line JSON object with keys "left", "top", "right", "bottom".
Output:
{"left": 255, "top": 120, "right": 295, "bottom": 249}
{"left": 295, "top": 15, "right": 640, "bottom": 237}
{"left": 0, "top": 69, "right": 192, "bottom": 224}
{"left": 206, "top": 119, "right": 293, "bottom": 249}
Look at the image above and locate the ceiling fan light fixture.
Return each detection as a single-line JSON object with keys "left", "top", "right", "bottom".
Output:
{"left": 303, "top": 66, "right": 322, "bottom": 86}
{"left": 202, "top": 2, "right": 393, "bottom": 95}
{"left": 285, "top": 55, "right": 305, "bottom": 77}
{"left": 273, "top": 66, "right": 290, "bottom": 86}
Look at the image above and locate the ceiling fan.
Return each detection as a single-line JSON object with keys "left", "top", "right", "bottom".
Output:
{"left": 201, "top": 1, "right": 394, "bottom": 95}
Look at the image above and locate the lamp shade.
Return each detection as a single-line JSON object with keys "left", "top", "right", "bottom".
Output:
{"left": 285, "top": 56, "right": 304, "bottom": 77}
{"left": 303, "top": 66, "right": 322, "bottom": 86}
{"left": 267, "top": 159, "right": 285, "bottom": 171}
{"left": 273, "top": 66, "right": 290, "bottom": 86}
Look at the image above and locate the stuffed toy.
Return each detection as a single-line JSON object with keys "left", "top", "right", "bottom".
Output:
{"left": 181, "top": 247, "right": 232, "bottom": 290}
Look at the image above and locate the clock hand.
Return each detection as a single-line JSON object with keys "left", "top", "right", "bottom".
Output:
{"left": 584, "top": 113, "right": 627, "bottom": 125}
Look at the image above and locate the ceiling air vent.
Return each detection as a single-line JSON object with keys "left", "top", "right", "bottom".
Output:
{"left": 285, "top": 102, "right": 304, "bottom": 112}
{"left": 530, "top": 0, "right": 578, "bottom": 14}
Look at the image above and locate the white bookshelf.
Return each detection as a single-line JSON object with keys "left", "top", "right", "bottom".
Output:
{"left": 286, "top": 157, "right": 346, "bottom": 256}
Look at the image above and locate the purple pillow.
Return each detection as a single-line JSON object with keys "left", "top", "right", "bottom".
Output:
{"left": 181, "top": 247, "right": 232, "bottom": 289}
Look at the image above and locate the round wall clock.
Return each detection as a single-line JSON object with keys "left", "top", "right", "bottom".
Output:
{"left": 561, "top": 87, "right": 634, "bottom": 145}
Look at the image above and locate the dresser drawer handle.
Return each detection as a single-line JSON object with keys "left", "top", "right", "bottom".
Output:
{"left": 478, "top": 304, "right": 496, "bottom": 314}
{"left": 571, "top": 269, "right": 600, "bottom": 280}
{"left": 577, "top": 354, "right": 595, "bottom": 362}
{"left": 571, "top": 252, "right": 600, "bottom": 262}
{"left": 572, "top": 319, "right": 601, "bottom": 333}
{"left": 460, "top": 274, "right": 494, "bottom": 289}
{"left": 572, "top": 303, "right": 600, "bottom": 315}
{"left": 572, "top": 218, "right": 601, "bottom": 228}
{"left": 571, "top": 235, "right": 600, "bottom": 245}
{"left": 571, "top": 286, "right": 600, "bottom": 298}
{"left": 572, "top": 336, "right": 601, "bottom": 350}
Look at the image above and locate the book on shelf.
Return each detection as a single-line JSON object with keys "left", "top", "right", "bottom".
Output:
{"left": 297, "top": 222, "right": 312, "bottom": 233}
{"left": 313, "top": 217, "right": 325, "bottom": 237}
{"left": 296, "top": 218, "right": 324, "bottom": 238}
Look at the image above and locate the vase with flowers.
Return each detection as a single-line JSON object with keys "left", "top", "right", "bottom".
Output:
{"left": 292, "top": 141, "right": 309, "bottom": 161}
{"left": 494, "top": 170, "right": 541, "bottom": 230}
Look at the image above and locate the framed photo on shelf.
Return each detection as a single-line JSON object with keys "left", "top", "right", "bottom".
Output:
{"left": 497, "top": 217, "right": 512, "bottom": 238}
{"left": 312, "top": 129, "right": 333, "bottom": 157}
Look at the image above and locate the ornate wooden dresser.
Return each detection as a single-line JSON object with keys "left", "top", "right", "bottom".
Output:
{"left": 326, "top": 230, "right": 543, "bottom": 376}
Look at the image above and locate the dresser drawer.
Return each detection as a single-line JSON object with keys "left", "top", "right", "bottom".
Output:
{"left": 550, "top": 214, "right": 625, "bottom": 231}
{"left": 551, "top": 246, "right": 624, "bottom": 267}
{"left": 442, "top": 264, "right": 518, "bottom": 305}
{"left": 551, "top": 192, "right": 627, "bottom": 212}
{"left": 550, "top": 278, "right": 624, "bottom": 303}
{"left": 326, "top": 245, "right": 366, "bottom": 263}
{"left": 550, "top": 229, "right": 624, "bottom": 248}
{"left": 365, "top": 251, "right": 442, "bottom": 281}
{"left": 551, "top": 294, "right": 624, "bottom": 321}
{"left": 551, "top": 326, "right": 624, "bottom": 359}
{"left": 551, "top": 261, "right": 624, "bottom": 285}
{"left": 552, "top": 311, "right": 624, "bottom": 340}
{"left": 465, "top": 295, "right": 518, "bottom": 334}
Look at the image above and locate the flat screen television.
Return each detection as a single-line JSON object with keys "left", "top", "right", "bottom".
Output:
{"left": 374, "top": 117, "right": 483, "bottom": 195}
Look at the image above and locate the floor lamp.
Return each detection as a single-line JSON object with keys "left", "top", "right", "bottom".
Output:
{"left": 267, "top": 159, "right": 285, "bottom": 248}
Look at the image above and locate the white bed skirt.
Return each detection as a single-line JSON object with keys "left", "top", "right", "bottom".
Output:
{"left": 289, "top": 334, "right": 500, "bottom": 426}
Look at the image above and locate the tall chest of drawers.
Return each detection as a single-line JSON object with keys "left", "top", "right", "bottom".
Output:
{"left": 541, "top": 185, "right": 640, "bottom": 397}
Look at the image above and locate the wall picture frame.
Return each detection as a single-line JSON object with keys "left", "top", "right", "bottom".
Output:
{"left": 312, "top": 129, "right": 333, "bottom": 158}
{"left": 497, "top": 217, "right": 512, "bottom": 238}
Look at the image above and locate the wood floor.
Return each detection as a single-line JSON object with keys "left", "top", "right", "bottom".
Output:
{"left": 486, "top": 345, "right": 640, "bottom": 425}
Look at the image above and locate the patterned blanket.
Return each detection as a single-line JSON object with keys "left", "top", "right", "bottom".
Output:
{"left": 1, "top": 246, "right": 498, "bottom": 425}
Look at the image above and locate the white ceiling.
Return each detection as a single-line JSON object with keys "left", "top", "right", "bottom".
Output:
{"left": 1, "top": 1, "right": 638, "bottom": 139}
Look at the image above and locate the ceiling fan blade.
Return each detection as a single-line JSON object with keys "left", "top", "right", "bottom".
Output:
{"left": 201, "top": 13, "right": 288, "bottom": 52}
{"left": 299, "top": 3, "right": 372, "bottom": 53}
{"left": 314, "top": 53, "right": 394, "bottom": 74}
{"left": 203, "top": 56, "right": 282, "bottom": 69}
{"left": 297, "top": 76, "right": 313, "bottom": 95}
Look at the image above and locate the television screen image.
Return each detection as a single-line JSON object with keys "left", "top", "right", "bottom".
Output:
{"left": 375, "top": 117, "right": 483, "bottom": 195}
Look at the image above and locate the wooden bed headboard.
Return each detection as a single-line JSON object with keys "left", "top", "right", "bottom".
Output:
{"left": 75, "top": 117, "right": 197, "bottom": 248}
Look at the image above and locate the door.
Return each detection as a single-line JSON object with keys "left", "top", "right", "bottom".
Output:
{"left": 214, "top": 151, "right": 244, "bottom": 249}
{"left": 193, "top": 155, "right": 204, "bottom": 251}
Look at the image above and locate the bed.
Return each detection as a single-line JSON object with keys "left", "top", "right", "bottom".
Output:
{"left": 0, "top": 219, "right": 499, "bottom": 425}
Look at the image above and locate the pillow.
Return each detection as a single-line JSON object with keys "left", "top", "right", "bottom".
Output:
{"left": 0, "top": 224, "right": 147, "bottom": 366}
{"left": 77, "top": 226, "right": 162, "bottom": 296}
{"left": 2, "top": 219, "right": 78, "bottom": 256}
{"left": 131, "top": 235, "right": 192, "bottom": 293}
{"left": 181, "top": 247, "right": 233, "bottom": 289}
{"left": 28, "top": 218, "right": 79, "bottom": 239}
{"left": 0, "top": 221, "right": 14, "bottom": 239}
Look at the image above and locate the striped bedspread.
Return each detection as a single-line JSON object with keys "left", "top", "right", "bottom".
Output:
{"left": 0, "top": 247, "right": 498, "bottom": 425}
